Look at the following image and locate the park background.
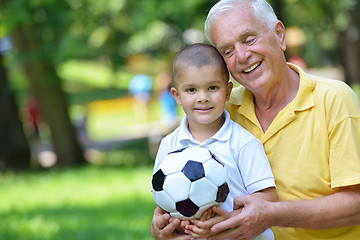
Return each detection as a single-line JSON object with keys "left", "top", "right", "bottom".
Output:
{"left": 0, "top": 0, "right": 359, "bottom": 239}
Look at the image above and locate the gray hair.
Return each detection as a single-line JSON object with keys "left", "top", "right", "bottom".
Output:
{"left": 205, "top": 0, "right": 279, "bottom": 45}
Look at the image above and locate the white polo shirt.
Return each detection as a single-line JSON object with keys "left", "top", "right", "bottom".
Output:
{"left": 154, "top": 110, "right": 275, "bottom": 212}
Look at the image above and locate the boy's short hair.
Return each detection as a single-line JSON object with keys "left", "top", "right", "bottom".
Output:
{"left": 172, "top": 43, "right": 229, "bottom": 87}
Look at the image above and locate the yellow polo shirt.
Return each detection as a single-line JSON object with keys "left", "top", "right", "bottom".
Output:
{"left": 226, "top": 63, "right": 360, "bottom": 240}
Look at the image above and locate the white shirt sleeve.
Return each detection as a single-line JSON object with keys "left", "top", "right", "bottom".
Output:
{"left": 237, "top": 138, "right": 275, "bottom": 194}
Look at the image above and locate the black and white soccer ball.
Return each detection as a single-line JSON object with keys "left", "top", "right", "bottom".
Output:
{"left": 151, "top": 146, "right": 229, "bottom": 220}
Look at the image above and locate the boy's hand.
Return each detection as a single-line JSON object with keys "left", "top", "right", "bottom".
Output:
{"left": 151, "top": 206, "right": 192, "bottom": 240}
{"left": 184, "top": 206, "right": 229, "bottom": 238}
{"left": 169, "top": 217, "right": 191, "bottom": 235}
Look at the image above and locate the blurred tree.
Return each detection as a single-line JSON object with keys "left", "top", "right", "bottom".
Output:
{"left": 79, "top": 0, "right": 218, "bottom": 76}
{"left": 284, "top": 0, "right": 360, "bottom": 85}
{"left": 0, "top": 50, "right": 31, "bottom": 170}
{"left": 337, "top": 1, "right": 360, "bottom": 86}
{"left": 271, "top": 0, "right": 285, "bottom": 23}
{"left": 2, "top": 0, "right": 357, "bottom": 169}
{"left": 1, "top": 0, "right": 86, "bottom": 167}
{"left": 0, "top": 0, "right": 216, "bottom": 168}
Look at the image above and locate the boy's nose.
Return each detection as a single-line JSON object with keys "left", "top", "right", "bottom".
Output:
{"left": 197, "top": 91, "right": 210, "bottom": 103}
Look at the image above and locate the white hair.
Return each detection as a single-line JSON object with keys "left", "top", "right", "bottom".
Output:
{"left": 205, "top": 0, "right": 279, "bottom": 45}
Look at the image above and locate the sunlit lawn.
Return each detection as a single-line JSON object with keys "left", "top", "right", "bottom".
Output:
{"left": 5, "top": 58, "right": 359, "bottom": 240}
{"left": 0, "top": 166, "right": 155, "bottom": 240}
{"left": 2, "top": 60, "right": 164, "bottom": 240}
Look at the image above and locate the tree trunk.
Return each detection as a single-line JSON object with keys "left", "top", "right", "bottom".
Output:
{"left": 0, "top": 52, "right": 31, "bottom": 170}
{"left": 11, "top": 27, "right": 87, "bottom": 167}
{"left": 272, "top": 0, "right": 285, "bottom": 23}
{"left": 338, "top": 6, "right": 360, "bottom": 86}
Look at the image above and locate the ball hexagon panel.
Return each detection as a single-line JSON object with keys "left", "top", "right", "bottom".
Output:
{"left": 176, "top": 199, "right": 199, "bottom": 217}
{"left": 182, "top": 160, "right": 205, "bottom": 182}
{"left": 209, "top": 151, "right": 224, "bottom": 166}
{"left": 153, "top": 190, "right": 176, "bottom": 213}
{"left": 160, "top": 152, "right": 189, "bottom": 175}
{"left": 168, "top": 147, "right": 187, "bottom": 154}
{"left": 182, "top": 146, "right": 212, "bottom": 163}
{"left": 163, "top": 172, "right": 191, "bottom": 202}
{"left": 216, "top": 183, "right": 230, "bottom": 203}
{"left": 189, "top": 177, "right": 218, "bottom": 206}
{"left": 203, "top": 159, "right": 227, "bottom": 187}
{"left": 152, "top": 169, "right": 166, "bottom": 191}
{"left": 193, "top": 201, "right": 218, "bottom": 219}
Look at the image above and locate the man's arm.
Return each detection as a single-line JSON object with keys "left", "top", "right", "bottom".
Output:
{"left": 269, "top": 185, "right": 360, "bottom": 229}
{"left": 207, "top": 185, "right": 360, "bottom": 240}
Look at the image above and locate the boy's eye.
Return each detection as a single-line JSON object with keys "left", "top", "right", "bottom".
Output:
{"left": 209, "top": 86, "right": 218, "bottom": 91}
{"left": 186, "top": 88, "right": 196, "bottom": 93}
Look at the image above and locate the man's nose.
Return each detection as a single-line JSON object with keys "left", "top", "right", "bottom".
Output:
{"left": 234, "top": 42, "right": 251, "bottom": 63}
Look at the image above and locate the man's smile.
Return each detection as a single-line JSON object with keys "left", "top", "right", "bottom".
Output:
{"left": 243, "top": 61, "right": 262, "bottom": 74}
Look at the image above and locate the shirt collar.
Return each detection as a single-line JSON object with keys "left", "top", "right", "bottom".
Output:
{"left": 288, "top": 63, "right": 315, "bottom": 111}
{"left": 178, "top": 111, "right": 232, "bottom": 145}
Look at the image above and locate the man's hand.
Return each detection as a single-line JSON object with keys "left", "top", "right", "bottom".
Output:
{"left": 208, "top": 195, "right": 272, "bottom": 240}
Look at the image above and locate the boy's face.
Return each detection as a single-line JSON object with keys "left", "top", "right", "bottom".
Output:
{"left": 171, "top": 64, "right": 232, "bottom": 128}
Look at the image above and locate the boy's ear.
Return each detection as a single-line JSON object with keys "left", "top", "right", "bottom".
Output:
{"left": 170, "top": 87, "right": 182, "bottom": 106}
{"left": 226, "top": 81, "right": 233, "bottom": 101}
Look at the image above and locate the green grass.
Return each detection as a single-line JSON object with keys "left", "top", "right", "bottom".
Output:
{"left": 0, "top": 166, "right": 156, "bottom": 240}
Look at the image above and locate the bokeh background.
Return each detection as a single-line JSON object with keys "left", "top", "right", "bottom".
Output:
{"left": 0, "top": 0, "right": 359, "bottom": 239}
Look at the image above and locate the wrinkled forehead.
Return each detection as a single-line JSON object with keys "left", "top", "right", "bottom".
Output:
{"left": 210, "top": 8, "right": 255, "bottom": 41}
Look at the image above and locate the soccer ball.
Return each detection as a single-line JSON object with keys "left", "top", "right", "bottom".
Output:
{"left": 151, "top": 146, "right": 229, "bottom": 220}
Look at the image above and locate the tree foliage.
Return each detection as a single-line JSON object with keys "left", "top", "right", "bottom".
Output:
{"left": 0, "top": 0, "right": 217, "bottom": 168}
{"left": 0, "top": 0, "right": 359, "bottom": 168}
{"left": 283, "top": 0, "right": 360, "bottom": 84}
{"left": 2, "top": 0, "right": 87, "bottom": 167}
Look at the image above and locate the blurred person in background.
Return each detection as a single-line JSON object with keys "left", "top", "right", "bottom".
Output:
{"left": 24, "top": 97, "right": 41, "bottom": 140}
{"left": 155, "top": 70, "right": 178, "bottom": 128}
{"left": 128, "top": 74, "right": 153, "bottom": 123}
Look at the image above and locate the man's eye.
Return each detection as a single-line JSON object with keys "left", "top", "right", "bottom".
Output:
{"left": 224, "top": 48, "right": 234, "bottom": 57}
{"left": 245, "top": 36, "right": 256, "bottom": 44}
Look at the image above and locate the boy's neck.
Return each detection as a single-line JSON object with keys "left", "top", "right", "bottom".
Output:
{"left": 188, "top": 114, "right": 225, "bottom": 143}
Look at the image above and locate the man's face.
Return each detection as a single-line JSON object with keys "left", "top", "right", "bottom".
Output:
{"left": 210, "top": 4, "right": 286, "bottom": 94}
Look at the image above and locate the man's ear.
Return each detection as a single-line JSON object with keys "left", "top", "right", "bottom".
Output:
{"left": 170, "top": 87, "right": 182, "bottom": 106}
{"left": 275, "top": 21, "right": 286, "bottom": 51}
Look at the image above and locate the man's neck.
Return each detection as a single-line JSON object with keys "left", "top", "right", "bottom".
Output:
{"left": 254, "top": 67, "right": 300, "bottom": 132}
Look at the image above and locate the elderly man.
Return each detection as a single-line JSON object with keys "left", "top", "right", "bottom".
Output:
{"left": 151, "top": 0, "right": 360, "bottom": 239}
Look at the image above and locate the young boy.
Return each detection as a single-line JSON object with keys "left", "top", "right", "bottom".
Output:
{"left": 152, "top": 43, "right": 276, "bottom": 239}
